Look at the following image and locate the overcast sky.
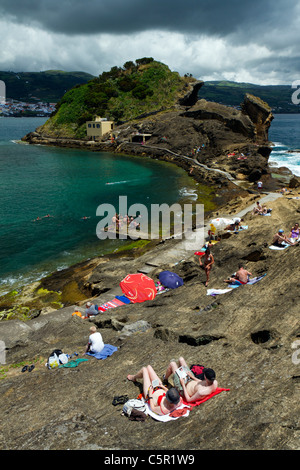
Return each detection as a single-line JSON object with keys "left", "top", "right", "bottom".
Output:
{"left": 1, "top": 0, "right": 300, "bottom": 85}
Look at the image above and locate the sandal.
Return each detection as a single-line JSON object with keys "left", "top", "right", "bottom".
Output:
{"left": 21, "top": 365, "right": 28, "bottom": 372}
{"left": 112, "top": 395, "right": 129, "bottom": 406}
{"left": 28, "top": 364, "right": 35, "bottom": 372}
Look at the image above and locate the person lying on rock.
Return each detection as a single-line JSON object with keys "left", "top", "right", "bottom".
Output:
{"left": 84, "top": 326, "right": 104, "bottom": 355}
{"left": 163, "top": 357, "right": 217, "bottom": 403}
{"left": 224, "top": 263, "right": 252, "bottom": 285}
{"left": 127, "top": 365, "right": 182, "bottom": 416}
{"left": 272, "top": 229, "right": 297, "bottom": 247}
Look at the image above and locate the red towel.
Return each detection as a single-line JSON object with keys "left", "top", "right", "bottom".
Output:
{"left": 182, "top": 387, "right": 230, "bottom": 407}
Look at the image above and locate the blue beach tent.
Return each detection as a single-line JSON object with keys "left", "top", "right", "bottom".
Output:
{"left": 158, "top": 271, "right": 184, "bottom": 289}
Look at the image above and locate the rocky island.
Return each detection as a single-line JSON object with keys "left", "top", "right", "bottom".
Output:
{"left": 1, "top": 59, "right": 300, "bottom": 451}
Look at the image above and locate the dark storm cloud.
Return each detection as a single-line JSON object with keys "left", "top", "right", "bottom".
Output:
{"left": 1, "top": 0, "right": 299, "bottom": 84}
{"left": 0, "top": 0, "right": 296, "bottom": 39}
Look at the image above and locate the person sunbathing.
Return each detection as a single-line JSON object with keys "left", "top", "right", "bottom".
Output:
{"left": 163, "top": 357, "right": 217, "bottom": 403}
{"left": 127, "top": 365, "right": 182, "bottom": 416}
{"left": 289, "top": 223, "right": 299, "bottom": 242}
{"left": 252, "top": 201, "right": 263, "bottom": 215}
{"left": 272, "top": 229, "right": 297, "bottom": 247}
{"left": 224, "top": 264, "right": 252, "bottom": 284}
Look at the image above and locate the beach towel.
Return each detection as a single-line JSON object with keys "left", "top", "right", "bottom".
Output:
{"left": 207, "top": 288, "right": 233, "bottom": 296}
{"left": 269, "top": 243, "right": 290, "bottom": 250}
{"left": 97, "top": 297, "right": 128, "bottom": 312}
{"left": 59, "top": 358, "right": 88, "bottom": 368}
{"left": 182, "top": 387, "right": 230, "bottom": 407}
{"left": 247, "top": 274, "right": 267, "bottom": 284}
{"left": 207, "top": 274, "right": 266, "bottom": 295}
{"left": 145, "top": 402, "right": 191, "bottom": 422}
{"left": 86, "top": 344, "right": 118, "bottom": 359}
{"left": 228, "top": 274, "right": 267, "bottom": 288}
{"left": 115, "top": 295, "right": 131, "bottom": 304}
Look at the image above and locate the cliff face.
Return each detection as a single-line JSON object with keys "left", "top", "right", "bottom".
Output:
{"left": 242, "top": 93, "right": 274, "bottom": 141}
{"left": 0, "top": 192, "right": 299, "bottom": 450}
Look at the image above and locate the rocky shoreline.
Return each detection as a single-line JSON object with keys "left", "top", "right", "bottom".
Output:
{"left": 1, "top": 90, "right": 300, "bottom": 451}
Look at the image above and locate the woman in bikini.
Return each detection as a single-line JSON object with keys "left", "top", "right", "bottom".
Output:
{"left": 199, "top": 247, "right": 214, "bottom": 287}
{"left": 127, "top": 365, "right": 182, "bottom": 416}
{"left": 289, "top": 223, "right": 299, "bottom": 242}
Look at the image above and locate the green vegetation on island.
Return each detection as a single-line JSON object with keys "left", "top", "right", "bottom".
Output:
{"left": 39, "top": 58, "right": 195, "bottom": 139}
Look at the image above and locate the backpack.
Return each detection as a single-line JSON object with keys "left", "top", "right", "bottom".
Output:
{"left": 47, "top": 349, "right": 69, "bottom": 369}
{"left": 190, "top": 364, "right": 205, "bottom": 379}
{"left": 122, "top": 398, "right": 147, "bottom": 417}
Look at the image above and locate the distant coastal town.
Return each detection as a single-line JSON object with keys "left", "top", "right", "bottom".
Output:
{"left": 0, "top": 98, "right": 56, "bottom": 117}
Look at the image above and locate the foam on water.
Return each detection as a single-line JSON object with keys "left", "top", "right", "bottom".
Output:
{"left": 269, "top": 141, "right": 300, "bottom": 176}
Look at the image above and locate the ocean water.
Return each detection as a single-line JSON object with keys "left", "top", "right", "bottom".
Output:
{"left": 269, "top": 114, "right": 300, "bottom": 177}
{"left": 0, "top": 117, "right": 198, "bottom": 294}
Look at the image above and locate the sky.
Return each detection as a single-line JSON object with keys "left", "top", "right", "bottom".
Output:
{"left": 1, "top": 0, "right": 300, "bottom": 85}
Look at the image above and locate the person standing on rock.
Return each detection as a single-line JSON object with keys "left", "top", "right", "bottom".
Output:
{"left": 199, "top": 247, "right": 214, "bottom": 287}
{"left": 257, "top": 180, "right": 263, "bottom": 191}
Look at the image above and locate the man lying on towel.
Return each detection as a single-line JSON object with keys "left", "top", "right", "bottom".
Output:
{"left": 163, "top": 357, "right": 217, "bottom": 403}
{"left": 224, "top": 263, "right": 252, "bottom": 285}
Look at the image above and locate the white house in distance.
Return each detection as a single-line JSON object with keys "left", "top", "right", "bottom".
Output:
{"left": 86, "top": 116, "right": 114, "bottom": 141}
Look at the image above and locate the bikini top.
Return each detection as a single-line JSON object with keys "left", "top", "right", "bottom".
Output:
{"left": 157, "top": 393, "right": 169, "bottom": 415}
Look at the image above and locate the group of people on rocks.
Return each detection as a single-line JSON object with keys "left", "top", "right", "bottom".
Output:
{"left": 127, "top": 358, "right": 217, "bottom": 416}
{"left": 111, "top": 213, "right": 141, "bottom": 230}
{"left": 197, "top": 197, "right": 299, "bottom": 287}
{"left": 82, "top": 324, "right": 218, "bottom": 417}
{"left": 80, "top": 194, "right": 299, "bottom": 419}
{"left": 272, "top": 224, "right": 299, "bottom": 247}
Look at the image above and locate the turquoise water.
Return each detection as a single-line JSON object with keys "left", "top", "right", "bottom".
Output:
{"left": 0, "top": 117, "right": 197, "bottom": 293}
{"left": 269, "top": 114, "right": 300, "bottom": 176}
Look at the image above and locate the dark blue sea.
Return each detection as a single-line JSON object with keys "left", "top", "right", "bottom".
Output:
{"left": 0, "top": 117, "right": 198, "bottom": 294}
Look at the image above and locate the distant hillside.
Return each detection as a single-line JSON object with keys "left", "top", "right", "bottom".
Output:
{"left": 0, "top": 70, "right": 95, "bottom": 102}
{"left": 198, "top": 81, "right": 299, "bottom": 113}
{"left": 40, "top": 58, "right": 196, "bottom": 139}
